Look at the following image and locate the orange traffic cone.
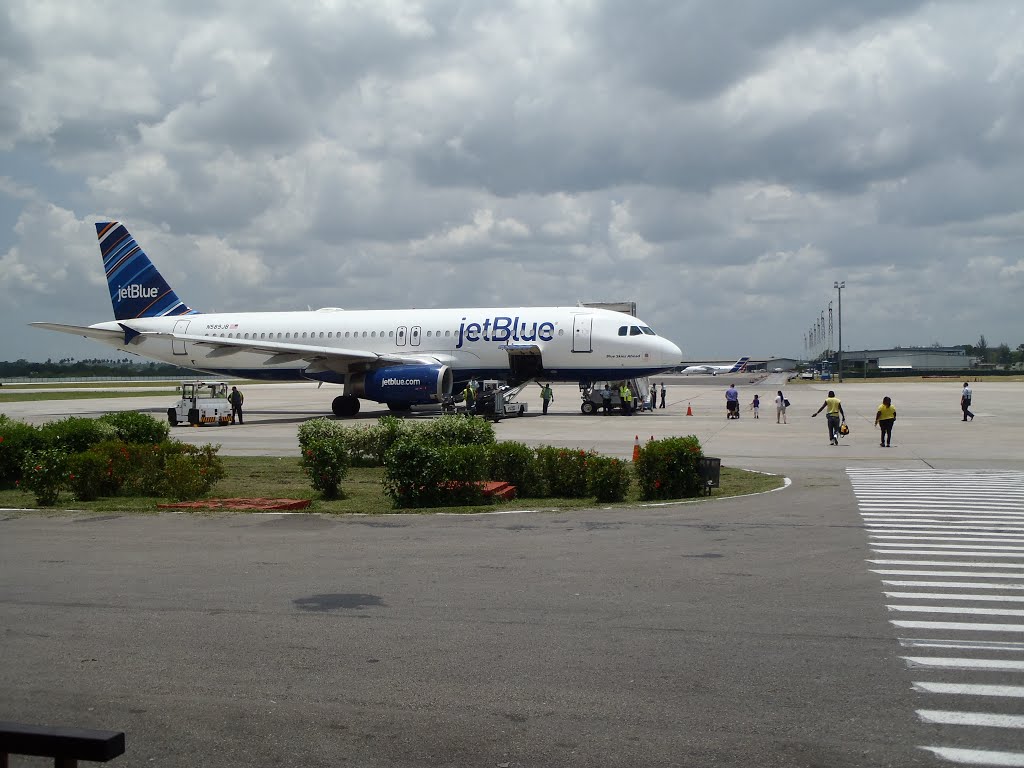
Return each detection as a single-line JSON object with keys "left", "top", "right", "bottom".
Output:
{"left": 686, "top": 403, "right": 693, "bottom": 416}
{"left": 632, "top": 435, "right": 640, "bottom": 462}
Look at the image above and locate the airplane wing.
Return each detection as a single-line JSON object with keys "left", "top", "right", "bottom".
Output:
{"left": 156, "top": 330, "right": 447, "bottom": 370}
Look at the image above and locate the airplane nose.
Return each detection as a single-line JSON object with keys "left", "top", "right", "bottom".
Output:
{"left": 663, "top": 338, "right": 682, "bottom": 367}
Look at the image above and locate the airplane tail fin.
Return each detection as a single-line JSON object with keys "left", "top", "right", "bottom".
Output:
{"left": 731, "top": 356, "right": 750, "bottom": 372}
{"left": 96, "top": 222, "right": 195, "bottom": 321}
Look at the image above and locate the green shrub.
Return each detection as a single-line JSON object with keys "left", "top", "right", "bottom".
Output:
{"left": 301, "top": 436, "right": 350, "bottom": 499}
{"left": 535, "top": 446, "right": 592, "bottom": 498}
{"left": 297, "top": 418, "right": 346, "bottom": 451}
{"left": 0, "top": 416, "right": 43, "bottom": 488}
{"left": 39, "top": 417, "right": 117, "bottom": 454}
{"left": 634, "top": 436, "right": 703, "bottom": 500}
{"left": 98, "top": 411, "right": 170, "bottom": 444}
{"left": 119, "top": 442, "right": 174, "bottom": 496}
{"left": 412, "top": 414, "right": 495, "bottom": 448}
{"left": 85, "top": 440, "right": 138, "bottom": 496}
{"left": 19, "top": 448, "right": 68, "bottom": 506}
{"left": 163, "top": 444, "right": 226, "bottom": 501}
{"left": 586, "top": 455, "right": 632, "bottom": 503}
{"left": 66, "top": 451, "right": 111, "bottom": 501}
{"left": 487, "top": 442, "right": 544, "bottom": 498}
{"left": 382, "top": 439, "right": 489, "bottom": 508}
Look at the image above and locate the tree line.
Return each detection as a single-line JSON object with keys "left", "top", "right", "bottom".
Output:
{"left": 0, "top": 358, "right": 197, "bottom": 378}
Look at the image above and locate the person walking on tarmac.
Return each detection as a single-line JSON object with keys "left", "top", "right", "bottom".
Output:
{"left": 620, "top": 384, "right": 633, "bottom": 415}
{"left": 812, "top": 390, "right": 846, "bottom": 445}
{"left": 229, "top": 386, "right": 244, "bottom": 424}
{"left": 540, "top": 383, "right": 554, "bottom": 415}
{"left": 462, "top": 383, "right": 476, "bottom": 416}
{"left": 660, "top": 383, "right": 667, "bottom": 409}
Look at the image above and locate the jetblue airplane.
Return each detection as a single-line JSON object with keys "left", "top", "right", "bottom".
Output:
{"left": 680, "top": 356, "right": 750, "bottom": 376}
{"left": 32, "top": 222, "right": 683, "bottom": 416}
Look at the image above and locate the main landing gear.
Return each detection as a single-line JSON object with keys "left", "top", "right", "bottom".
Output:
{"left": 332, "top": 395, "right": 361, "bottom": 417}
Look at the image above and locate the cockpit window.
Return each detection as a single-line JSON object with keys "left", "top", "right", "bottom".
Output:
{"left": 640, "top": 326, "right": 656, "bottom": 335}
{"left": 618, "top": 326, "right": 628, "bottom": 336}
{"left": 629, "top": 326, "right": 642, "bottom": 336}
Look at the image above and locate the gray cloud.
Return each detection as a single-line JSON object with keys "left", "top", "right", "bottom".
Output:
{"left": 0, "top": 0, "right": 1021, "bottom": 364}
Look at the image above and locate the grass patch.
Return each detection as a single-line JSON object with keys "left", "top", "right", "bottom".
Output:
{"left": 0, "top": 390, "right": 180, "bottom": 403}
{"left": 0, "top": 457, "right": 784, "bottom": 514}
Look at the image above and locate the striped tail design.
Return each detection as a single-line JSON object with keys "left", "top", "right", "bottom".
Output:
{"left": 96, "top": 222, "right": 196, "bottom": 320}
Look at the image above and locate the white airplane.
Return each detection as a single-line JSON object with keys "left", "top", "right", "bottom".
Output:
{"left": 32, "top": 222, "right": 683, "bottom": 417}
{"left": 680, "top": 357, "right": 750, "bottom": 376}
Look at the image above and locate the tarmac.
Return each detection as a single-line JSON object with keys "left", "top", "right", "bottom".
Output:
{"left": 3, "top": 372, "right": 1020, "bottom": 471}
{"left": 2, "top": 373, "right": 1022, "bottom": 767}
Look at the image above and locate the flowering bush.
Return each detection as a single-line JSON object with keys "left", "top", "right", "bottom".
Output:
{"left": 19, "top": 448, "right": 69, "bottom": 506}
{"left": 66, "top": 451, "right": 111, "bottom": 501}
{"left": 0, "top": 415, "right": 43, "bottom": 487}
{"left": 535, "top": 446, "right": 592, "bottom": 498}
{"left": 634, "top": 436, "right": 703, "bottom": 500}
{"left": 486, "top": 441, "right": 544, "bottom": 498}
{"left": 163, "top": 444, "right": 226, "bottom": 501}
{"left": 586, "top": 456, "right": 632, "bottom": 503}
{"left": 300, "top": 436, "right": 350, "bottom": 499}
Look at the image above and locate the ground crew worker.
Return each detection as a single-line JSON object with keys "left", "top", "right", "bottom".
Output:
{"left": 540, "top": 383, "right": 554, "bottom": 415}
{"left": 463, "top": 384, "right": 476, "bottom": 415}
{"left": 229, "top": 386, "right": 244, "bottom": 424}
{"left": 621, "top": 384, "right": 633, "bottom": 415}
{"left": 601, "top": 383, "right": 613, "bottom": 415}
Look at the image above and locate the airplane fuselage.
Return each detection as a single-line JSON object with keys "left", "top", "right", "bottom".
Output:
{"left": 89, "top": 306, "right": 680, "bottom": 385}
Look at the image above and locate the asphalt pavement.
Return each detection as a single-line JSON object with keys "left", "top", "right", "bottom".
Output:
{"left": 2, "top": 374, "right": 1022, "bottom": 766}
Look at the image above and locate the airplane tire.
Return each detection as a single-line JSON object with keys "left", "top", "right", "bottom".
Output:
{"left": 581, "top": 401, "right": 596, "bottom": 415}
{"left": 332, "top": 395, "right": 361, "bottom": 418}
{"left": 387, "top": 402, "right": 412, "bottom": 412}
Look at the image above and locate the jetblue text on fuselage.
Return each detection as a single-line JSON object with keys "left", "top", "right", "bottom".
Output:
{"left": 117, "top": 284, "right": 159, "bottom": 300}
{"left": 456, "top": 316, "right": 555, "bottom": 349}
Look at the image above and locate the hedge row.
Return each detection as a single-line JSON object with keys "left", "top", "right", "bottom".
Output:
{"left": 1, "top": 413, "right": 223, "bottom": 506}
{"left": 298, "top": 415, "right": 704, "bottom": 509}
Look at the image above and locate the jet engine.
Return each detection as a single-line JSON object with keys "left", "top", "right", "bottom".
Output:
{"left": 349, "top": 364, "right": 453, "bottom": 406}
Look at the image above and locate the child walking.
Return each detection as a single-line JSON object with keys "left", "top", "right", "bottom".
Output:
{"left": 750, "top": 394, "right": 760, "bottom": 419}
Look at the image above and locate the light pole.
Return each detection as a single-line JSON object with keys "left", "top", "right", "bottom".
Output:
{"left": 834, "top": 280, "right": 845, "bottom": 381}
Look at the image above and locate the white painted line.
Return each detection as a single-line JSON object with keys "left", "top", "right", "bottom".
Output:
{"left": 871, "top": 543, "right": 1024, "bottom": 551}
{"left": 872, "top": 535, "right": 1024, "bottom": 543}
{"left": 894, "top": 620, "right": 1024, "bottom": 633}
{"left": 888, "top": 605, "right": 1024, "bottom": 618}
{"left": 913, "top": 682, "right": 1024, "bottom": 698}
{"left": 900, "top": 638, "right": 1024, "bottom": 651}
{"left": 902, "top": 656, "right": 1024, "bottom": 670}
{"left": 862, "top": 512, "right": 1024, "bottom": 518}
{"left": 872, "top": 552, "right": 1024, "bottom": 561}
{"left": 868, "top": 528, "right": 1024, "bottom": 532}
{"left": 918, "top": 710, "right": 1024, "bottom": 729}
{"left": 882, "top": 580, "right": 1024, "bottom": 590}
{"left": 870, "top": 560, "right": 1024, "bottom": 568}
{"left": 919, "top": 746, "right": 1024, "bottom": 766}
{"left": 885, "top": 592, "right": 1024, "bottom": 602}
{"left": 876, "top": 571, "right": 1024, "bottom": 579}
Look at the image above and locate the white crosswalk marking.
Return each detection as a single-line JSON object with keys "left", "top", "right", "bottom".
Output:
{"left": 849, "top": 468, "right": 1024, "bottom": 765}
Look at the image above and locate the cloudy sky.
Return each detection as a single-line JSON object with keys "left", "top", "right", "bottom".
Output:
{"left": 2, "top": 0, "right": 1022, "bottom": 364}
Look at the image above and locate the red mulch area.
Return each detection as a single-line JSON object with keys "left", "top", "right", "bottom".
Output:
{"left": 437, "top": 481, "right": 517, "bottom": 500}
{"left": 157, "top": 498, "right": 312, "bottom": 511}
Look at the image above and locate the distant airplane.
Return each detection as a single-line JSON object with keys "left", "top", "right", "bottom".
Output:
{"left": 32, "top": 222, "right": 683, "bottom": 417}
{"left": 680, "top": 357, "right": 750, "bottom": 376}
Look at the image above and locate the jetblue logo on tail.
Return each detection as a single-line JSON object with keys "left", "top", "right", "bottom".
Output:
{"left": 118, "top": 285, "right": 159, "bottom": 300}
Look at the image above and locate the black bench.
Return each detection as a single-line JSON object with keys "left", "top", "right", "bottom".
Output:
{"left": 697, "top": 457, "right": 721, "bottom": 496}
{"left": 0, "top": 721, "right": 125, "bottom": 767}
